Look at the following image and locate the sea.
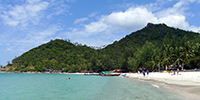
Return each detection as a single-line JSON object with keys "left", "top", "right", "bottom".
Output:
{"left": 0, "top": 73, "right": 189, "bottom": 100}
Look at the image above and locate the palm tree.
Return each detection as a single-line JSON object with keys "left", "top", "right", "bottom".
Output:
{"left": 187, "top": 42, "right": 200, "bottom": 69}
{"left": 148, "top": 50, "right": 163, "bottom": 72}
{"left": 162, "top": 44, "right": 174, "bottom": 68}
{"left": 193, "top": 43, "right": 200, "bottom": 57}
{"left": 182, "top": 41, "right": 195, "bottom": 64}
{"left": 170, "top": 46, "right": 185, "bottom": 69}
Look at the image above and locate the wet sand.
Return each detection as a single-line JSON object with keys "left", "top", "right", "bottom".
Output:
{"left": 126, "top": 72, "right": 200, "bottom": 100}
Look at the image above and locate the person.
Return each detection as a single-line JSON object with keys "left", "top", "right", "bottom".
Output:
{"left": 69, "top": 77, "right": 71, "bottom": 80}
{"left": 177, "top": 67, "right": 181, "bottom": 75}
{"left": 143, "top": 68, "right": 146, "bottom": 77}
{"left": 171, "top": 70, "right": 176, "bottom": 75}
{"left": 138, "top": 70, "right": 140, "bottom": 74}
{"left": 146, "top": 69, "right": 149, "bottom": 76}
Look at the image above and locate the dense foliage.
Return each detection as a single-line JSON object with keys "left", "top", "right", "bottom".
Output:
{"left": 4, "top": 23, "right": 200, "bottom": 72}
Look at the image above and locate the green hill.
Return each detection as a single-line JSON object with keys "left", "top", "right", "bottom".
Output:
{"left": 10, "top": 39, "right": 100, "bottom": 72}
{"left": 3, "top": 23, "right": 200, "bottom": 72}
{"left": 101, "top": 23, "right": 200, "bottom": 71}
{"left": 102, "top": 23, "right": 198, "bottom": 55}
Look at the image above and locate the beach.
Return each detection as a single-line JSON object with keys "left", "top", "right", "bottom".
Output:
{"left": 126, "top": 72, "right": 200, "bottom": 100}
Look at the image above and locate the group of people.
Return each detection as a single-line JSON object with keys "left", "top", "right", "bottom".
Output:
{"left": 171, "top": 67, "right": 181, "bottom": 75}
{"left": 166, "top": 65, "right": 182, "bottom": 75}
{"left": 137, "top": 68, "right": 149, "bottom": 77}
{"left": 137, "top": 65, "right": 182, "bottom": 77}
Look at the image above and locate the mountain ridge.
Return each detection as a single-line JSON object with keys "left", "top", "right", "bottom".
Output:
{"left": 2, "top": 23, "right": 200, "bottom": 72}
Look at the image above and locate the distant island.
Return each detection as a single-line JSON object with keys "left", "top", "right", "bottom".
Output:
{"left": 1, "top": 23, "right": 200, "bottom": 73}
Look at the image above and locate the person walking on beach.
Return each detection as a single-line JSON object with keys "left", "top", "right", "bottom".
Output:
{"left": 146, "top": 69, "right": 149, "bottom": 76}
{"left": 138, "top": 70, "right": 140, "bottom": 74}
{"left": 143, "top": 68, "right": 146, "bottom": 77}
{"left": 177, "top": 66, "right": 181, "bottom": 75}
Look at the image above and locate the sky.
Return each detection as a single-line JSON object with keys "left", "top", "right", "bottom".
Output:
{"left": 0, "top": 0, "right": 200, "bottom": 66}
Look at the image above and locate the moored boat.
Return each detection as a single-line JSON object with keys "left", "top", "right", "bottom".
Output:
{"left": 100, "top": 71, "right": 121, "bottom": 76}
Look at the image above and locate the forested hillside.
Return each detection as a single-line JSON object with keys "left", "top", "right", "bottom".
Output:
{"left": 101, "top": 23, "right": 200, "bottom": 71}
{"left": 3, "top": 23, "right": 200, "bottom": 72}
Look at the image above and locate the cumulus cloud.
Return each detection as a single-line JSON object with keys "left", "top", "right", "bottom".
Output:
{"left": 74, "top": 17, "right": 88, "bottom": 24}
{"left": 75, "top": 6, "right": 190, "bottom": 36}
{"left": 158, "top": 14, "right": 189, "bottom": 29}
{"left": 104, "top": 7, "right": 158, "bottom": 31}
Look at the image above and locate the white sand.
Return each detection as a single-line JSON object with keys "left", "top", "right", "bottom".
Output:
{"left": 127, "top": 72, "right": 200, "bottom": 86}
{"left": 126, "top": 72, "right": 200, "bottom": 99}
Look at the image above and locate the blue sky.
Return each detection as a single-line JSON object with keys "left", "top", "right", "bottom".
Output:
{"left": 0, "top": 0, "right": 200, "bottom": 66}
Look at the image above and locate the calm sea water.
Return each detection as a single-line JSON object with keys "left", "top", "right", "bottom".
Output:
{"left": 0, "top": 73, "right": 188, "bottom": 100}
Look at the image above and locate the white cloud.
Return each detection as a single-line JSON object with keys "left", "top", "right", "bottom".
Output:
{"left": 81, "top": 6, "right": 190, "bottom": 34}
{"left": 27, "top": 25, "right": 63, "bottom": 43}
{"left": 6, "top": 25, "right": 63, "bottom": 54}
{"left": 158, "top": 14, "right": 189, "bottom": 29}
{"left": 0, "top": 1, "right": 49, "bottom": 26}
{"left": 189, "top": 25, "right": 200, "bottom": 33}
{"left": 7, "top": 48, "right": 12, "bottom": 51}
{"left": 89, "top": 12, "right": 98, "bottom": 17}
{"left": 155, "top": 0, "right": 188, "bottom": 18}
{"left": 74, "top": 17, "right": 88, "bottom": 24}
{"left": 104, "top": 7, "right": 158, "bottom": 31}
{"left": 84, "top": 18, "right": 109, "bottom": 33}
{"left": 25, "top": 2, "right": 49, "bottom": 15}
{"left": 46, "top": 0, "right": 70, "bottom": 19}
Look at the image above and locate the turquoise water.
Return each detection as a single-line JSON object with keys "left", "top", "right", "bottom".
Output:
{"left": 0, "top": 73, "right": 187, "bottom": 100}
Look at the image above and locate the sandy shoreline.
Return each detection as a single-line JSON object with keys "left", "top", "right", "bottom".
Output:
{"left": 126, "top": 72, "right": 200, "bottom": 100}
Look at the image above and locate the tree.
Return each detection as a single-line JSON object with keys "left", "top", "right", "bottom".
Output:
{"left": 128, "top": 41, "right": 156, "bottom": 71}
{"left": 162, "top": 44, "right": 173, "bottom": 66}
{"left": 7, "top": 61, "right": 12, "bottom": 66}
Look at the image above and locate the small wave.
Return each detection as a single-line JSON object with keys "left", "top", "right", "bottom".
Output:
{"left": 151, "top": 84, "right": 159, "bottom": 88}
